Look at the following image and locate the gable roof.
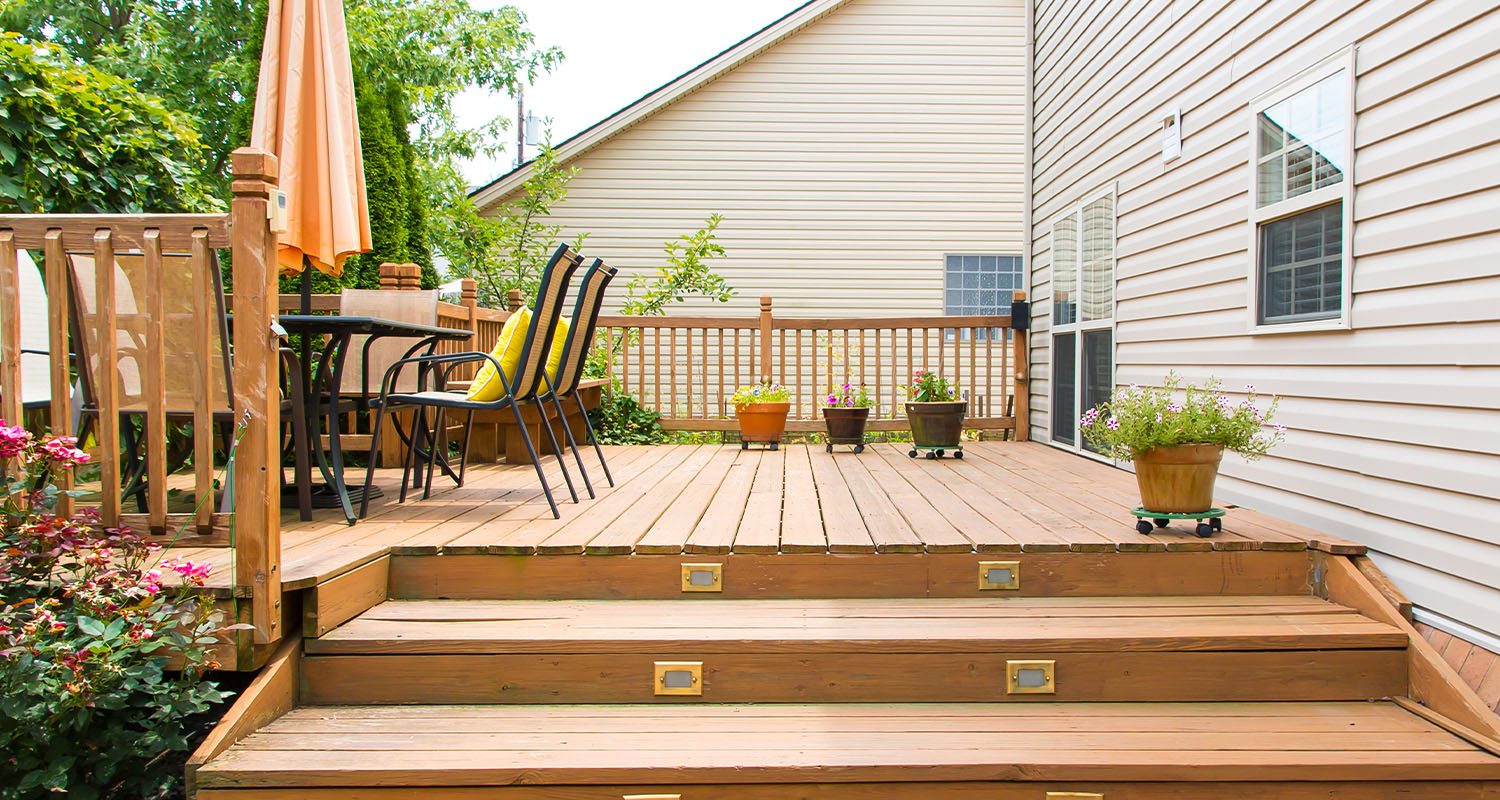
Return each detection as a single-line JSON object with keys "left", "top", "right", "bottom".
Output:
{"left": 469, "top": 0, "right": 849, "bottom": 210}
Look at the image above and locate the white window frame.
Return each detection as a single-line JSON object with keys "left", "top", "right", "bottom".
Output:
{"left": 1245, "top": 48, "right": 1356, "bottom": 334}
{"left": 1048, "top": 184, "right": 1117, "bottom": 460}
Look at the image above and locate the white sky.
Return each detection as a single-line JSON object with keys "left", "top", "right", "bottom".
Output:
{"left": 457, "top": 0, "right": 809, "bottom": 189}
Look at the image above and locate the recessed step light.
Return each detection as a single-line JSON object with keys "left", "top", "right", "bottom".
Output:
{"left": 979, "top": 560, "right": 1020, "bottom": 590}
{"left": 1007, "top": 659, "right": 1056, "bottom": 694}
{"left": 681, "top": 563, "right": 722, "bottom": 592}
{"left": 654, "top": 661, "right": 703, "bottom": 696}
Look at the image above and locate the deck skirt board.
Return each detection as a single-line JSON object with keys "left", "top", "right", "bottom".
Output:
{"left": 193, "top": 701, "right": 1500, "bottom": 788}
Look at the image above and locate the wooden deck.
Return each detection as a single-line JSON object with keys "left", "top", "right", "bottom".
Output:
{"left": 170, "top": 441, "right": 1362, "bottom": 596}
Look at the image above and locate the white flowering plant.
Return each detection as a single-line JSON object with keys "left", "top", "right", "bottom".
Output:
{"left": 730, "top": 381, "right": 791, "bottom": 407}
{"left": 1079, "top": 372, "right": 1285, "bottom": 461}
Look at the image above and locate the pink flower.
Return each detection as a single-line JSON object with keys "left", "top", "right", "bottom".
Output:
{"left": 1105, "top": 417, "right": 1120, "bottom": 431}
{"left": 0, "top": 424, "right": 33, "bottom": 459}
{"left": 39, "top": 436, "right": 89, "bottom": 466}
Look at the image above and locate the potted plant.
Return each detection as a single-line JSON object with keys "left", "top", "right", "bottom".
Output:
{"left": 822, "top": 383, "right": 873, "bottom": 453}
{"left": 732, "top": 381, "right": 792, "bottom": 450}
{"left": 904, "top": 370, "right": 967, "bottom": 459}
{"left": 1080, "top": 372, "right": 1285, "bottom": 515}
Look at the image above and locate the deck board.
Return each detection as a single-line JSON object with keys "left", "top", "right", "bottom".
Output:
{"left": 182, "top": 442, "right": 1366, "bottom": 595}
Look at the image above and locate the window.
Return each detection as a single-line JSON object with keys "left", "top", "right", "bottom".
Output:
{"left": 1250, "top": 52, "right": 1354, "bottom": 328}
{"left": 944, "top": 254, "right": 1022, "bottom": 340}
{"left": 1050, "top": 190, "right": 1114, "bottom": 452}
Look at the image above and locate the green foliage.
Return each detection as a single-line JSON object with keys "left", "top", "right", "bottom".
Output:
{"left": 823, "top": 382, "right": 873, "bottom": 409}
{"left": 1080, "top": 372, "right": 1286, "bottom": 461}
{"left": 586, "top": 387, "right": 669, "bottom": 446}
{"left": 443, "top": 143, "right": 582, "bottom": 306}
{"left": 0, "top": 32, "right": 213, "bottom": 213}
{"left": 908, "top": 369, "right": 958, "bottom": 402}
{"left": 731, "top": 382, "right": 791, "bottom": 407}
{"left": 620, "top": 214, "right": 734, "bottom": 316}
{"left": 0, "top": 424, "right": 242, "bottom": 799}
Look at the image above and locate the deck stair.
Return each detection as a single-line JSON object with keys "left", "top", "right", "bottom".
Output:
{"left": 192, "top": 554, "right": 1500, "bottom": 798}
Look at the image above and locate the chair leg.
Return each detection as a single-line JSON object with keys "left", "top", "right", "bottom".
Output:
{"left": 360, "top": 403, "right": 387, "bottom": 519}
{"left": 422, "top": 407, "right": 444, "bottom": 500}
{"left": 549, "top": 392, "right": 593, "bottom": 499}
{"left": 399, "top": 406, "right": 425, "bottom": 506}
{"left": 457, "top": 409, "right": 474, "bottom": 487}
{"left": 576, "top": 393, "right": 613, "bottom": 487}
{"left": 534, "top": 400, "right": 578, "bottom": 504}
{"left": 508, "top": 401, "right": 559, "bottom": 519}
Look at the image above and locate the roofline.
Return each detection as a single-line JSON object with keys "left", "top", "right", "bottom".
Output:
{"left": 468, "top": 0, "right": 849, "bottom": 210}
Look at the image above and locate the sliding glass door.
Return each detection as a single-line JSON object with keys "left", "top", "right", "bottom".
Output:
{"left": 1050, "top": 191, "right": 1115, "bottom": 453}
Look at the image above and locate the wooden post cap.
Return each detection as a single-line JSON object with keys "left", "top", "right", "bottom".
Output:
{"left": 460, "top": 279, "right": 477, "bottom": 301}
{"left": 230, "top": 148, "right": 279, "bottom": 182}
{"left": 760, "top": 295, "right": 773, "bottom": 311}
{"left": 507, "top": 287, "right": 524, "bottom": 311}
{"left": 378, "top": 262, "right": 400, "bottom": 289}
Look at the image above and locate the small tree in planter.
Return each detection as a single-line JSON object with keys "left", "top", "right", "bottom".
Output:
{"left": 905, "top": 370, "right": 967, "bottom": 459}
{"left": 1080, "top": 373, "right": 1285, "bottom": 525}
{"left": 822, "top": 383, "right": 873, "bottom": 453}
{"left": 731, "top": 382, "right": 791, "bottom": 450}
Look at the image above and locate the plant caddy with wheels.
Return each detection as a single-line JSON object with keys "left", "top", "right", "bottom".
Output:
{"left": 904, "top": 369, "right": 966, "bottom": 459}
{"left": 1079, "top": 373, "right": 1285, "bottom": 538}
{"left": 822, "top": 383, "right": 872, "bottom": 454}
{"left": 732, "top": 381, "right": 791, "bottom": 451}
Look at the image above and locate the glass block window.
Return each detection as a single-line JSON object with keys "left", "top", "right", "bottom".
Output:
{"left": 1251, "top": 54, "right": 1352, "bottom": 327}
{"left": 944, "top": 254, "right": 1022, "bottom": 340}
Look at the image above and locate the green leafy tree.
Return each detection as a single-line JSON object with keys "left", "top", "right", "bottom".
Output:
{"left": 0, "top": 32, "right": 213, "bottom": 213}
{"left": 442, "top": 142, "right": 583, "bottom": 307}
{"left": 620, "top": 213, "right": 734, "bottom": 316}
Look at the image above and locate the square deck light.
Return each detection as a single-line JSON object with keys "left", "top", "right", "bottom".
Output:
{"left": 1007, "top": 659, "right": 1056, "bottom": 694}
{"left": 654, "top": 661, "right": 703, "bottom": 696}
{"left": 681, "top": 563, "right": 723, "bottom": 592}
{"left": 978, "top": 561, "right": 1021, "bottom": 590}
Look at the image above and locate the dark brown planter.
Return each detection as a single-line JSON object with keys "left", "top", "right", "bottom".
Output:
{"left": 736, "top": 401, "right": 791, "bottom": 443}
{"left": 905, "top": 401, "right": 967, "bottom": 448}
{"left": 1133, "top": 443, "right": 1223, "bottom": 513}
{"left": 822, "top": 406, "right": 871, "bottom": 446}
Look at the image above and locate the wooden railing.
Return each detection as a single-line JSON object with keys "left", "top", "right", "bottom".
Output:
{"left": 0, "top": 148, "right": 284, "bottom": 645}
{"left": 596, "top": 293, "right": 1030, "bottom": 438}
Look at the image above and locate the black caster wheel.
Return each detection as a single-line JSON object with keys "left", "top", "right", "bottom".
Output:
{"left": 926, "top": 451, "right": 937, "bottom": 460}
{"left": 741, "top": 441, "right": 749, "bottom": 450}
{"left": 936, "top": 449, "right": 945, "bottom": 458}
{"left": 1195, "top": 522, "right": 1214, "bottom": 537}
{"left": 826, "top": 444, "right": 833, "bottom": 453}
{"left": 1211, "top": 517, "right": 1223, "bottom": 532}
{"left": 1154, "top": 518, "right": 1169, "bottom": 528}
{"left": 953, "top": 450, "right": 964, "bottom": 459}
{"left": 853, "top": 444, "right": 865, "bottom": 454}
{"left": 1135, "top": 520, "right": 1154, "bottom": 535}
{"left": 771, "top": 442, "right": 779, "bottom": 451}
{"left": 908, "top": 449, "right": 917, "bottom": 458}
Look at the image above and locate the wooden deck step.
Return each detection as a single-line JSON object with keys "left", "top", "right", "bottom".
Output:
{"left": 299, "top": 596, "right": 1409, "bottom": 704}
{"left": 193, "top": 701, "right": 1500, "bottom": 795}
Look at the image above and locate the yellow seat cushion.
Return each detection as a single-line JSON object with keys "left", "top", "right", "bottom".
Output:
{"left": 466, "top": 306, "right": 531, "bottom": 402}
{"left": 464, "top": 309, "right": 571, "bottom": 402}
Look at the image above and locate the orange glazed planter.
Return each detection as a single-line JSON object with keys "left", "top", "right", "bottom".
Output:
{"left": 736, "top": 402, "right": 791, "bottom": 447}
{"left": 1133, "top": 443, "right": 1223, "bottom": 513}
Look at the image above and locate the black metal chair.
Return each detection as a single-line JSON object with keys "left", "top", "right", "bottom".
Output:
{"left": 537, "top": 257, "right": 619, "bottom": 494}
{"left": 362, "top": 243, "right": 585, "bottom": 519}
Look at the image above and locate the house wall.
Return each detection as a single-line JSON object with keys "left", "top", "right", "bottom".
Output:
{"left": 479, "top": 0, "right": 1028, "bottom": 318}
{"left": 1027, "top": 0, "right": 1500, "bottom": 636}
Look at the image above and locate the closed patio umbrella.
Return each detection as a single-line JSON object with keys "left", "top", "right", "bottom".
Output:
{"left": 250, "top": 0, "right": 371, "bottom": 310}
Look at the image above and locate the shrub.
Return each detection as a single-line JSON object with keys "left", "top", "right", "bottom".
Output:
{"left": 907, "top": 370, "right": 958, "bottom": 402}
{"left": 0, "top": 424, "right": 242, "bottom": 799}
{"left": 587, "top": 388, "right": 669, "bottom": 446}
{"left": 1079, "top": 372, "right": 1285, "bottom": 461}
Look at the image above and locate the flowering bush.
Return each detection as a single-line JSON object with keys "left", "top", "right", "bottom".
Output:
{"left": 823, "top": 383, "right": 873, "bottom": 409}
{"left": 1079, "top": 373, "right": 1286, "bottom": 461}
{"left": 0, "top": 423, "right": 241, "bottom": 799}
{"left": 907, "top": 370, "right": 959, "bottom": 402}
{"left": 731, "top": 381, "right": 791, "bottom": 407}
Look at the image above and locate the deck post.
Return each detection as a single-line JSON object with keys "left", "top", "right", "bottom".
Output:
{"left": 1011, "top": 290, "right": 1030, "bottom": 442}
{"left": 759, "top": 295, "right": 773, "bottom": 383}
{"left": 230, "top": 148, "right": 283, "bottom": 645}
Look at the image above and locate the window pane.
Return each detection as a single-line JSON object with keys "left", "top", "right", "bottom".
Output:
{"left": 1081, "top": 330, "right": 1112, "bottom": 454}
{"left": 1052, "top": 332, "right": 1076, "bottom": 445}
{"left": 1256, "top": 71, "right": 1346, "bottom": 208}
{"left": 944, "top": 254, "right": 1021, "bottom": 316}
{"left": 1259, "top": 202, "right": 1342, "bottom": 322}
{"left": 1081, "top": 194, "right": 1114, "bottom": 322}
{"left": 1052, "top": 213, "right": 1078, "bottom": 325}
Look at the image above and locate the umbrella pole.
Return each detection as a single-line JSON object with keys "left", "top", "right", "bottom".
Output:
{"left": 300, "top": 255, "right": 313, "bottom": 314}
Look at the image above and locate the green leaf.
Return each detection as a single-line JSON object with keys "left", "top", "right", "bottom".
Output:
{"left": 76, "top": 616, "right": 104, "bottom": 636}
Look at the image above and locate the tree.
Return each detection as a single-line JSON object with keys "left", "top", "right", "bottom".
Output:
{"left": 0, "top": 32, "right": 213, "bottom": 213}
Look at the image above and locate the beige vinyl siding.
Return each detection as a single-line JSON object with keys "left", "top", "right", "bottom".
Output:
{"left": 479, "top": 0, "right": 1027, "bottom": 318}
{"left": 1029, "top": 0, "right": 1500, "bottom": 636}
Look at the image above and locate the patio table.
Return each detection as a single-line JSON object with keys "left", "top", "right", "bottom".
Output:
{"left": 277, "top": 315, "right": 472, "bottom": 524}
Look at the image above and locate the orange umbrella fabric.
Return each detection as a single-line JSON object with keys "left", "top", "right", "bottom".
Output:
{"left": 250, "top": 0, "right": 371, "bottom": 277}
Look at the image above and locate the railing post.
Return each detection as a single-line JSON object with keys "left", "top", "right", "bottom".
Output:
{"left": 507, "top": 288, "right": 524, "bottom": 312}
{"left": 1011, "top": 290, "right": 1030, "bottom": 442}
{"left": 230, "top": 147, "right": 283, "bottom": 645}
{"left": 397, "top": 262, "right": 421, "bottom": 290}
{"left": 759, "top": 295, "right": 773, "bottom": 383}
{"left": 378, "top": 261, "right": 399, "bottom": 290}
{"left": 0, "top": 230, "right": 21, "bottom": 426}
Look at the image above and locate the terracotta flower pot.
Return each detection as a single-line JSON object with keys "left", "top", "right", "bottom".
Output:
{"left": 1133, "top": 443, "right": 1224, "bottom": 513}
{"left": 736, "top": 401, "right": 791, "bottom": 443}
{"left": 822, "top": 406, "right": 870, "bottom": 445}
{"left": 905, "top": 401, "right": 967, "bottom": 448}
